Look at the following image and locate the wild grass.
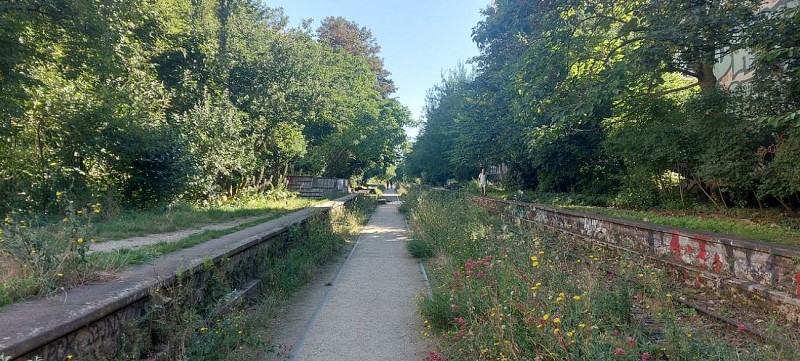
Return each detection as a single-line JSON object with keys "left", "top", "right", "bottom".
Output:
{"left": 87, "top": 216, "right": 282, "bottom": 271}
{"left": 407, "top": 238, "right": 435, "bottom": 259}
{"left": 90, "top": 195, "right": 322, "bottom": 241}
{"left": 406, "top": 189, "right": 791, "bottom": 360}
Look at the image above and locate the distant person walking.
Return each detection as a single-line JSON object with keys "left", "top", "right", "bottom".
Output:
{"left": 478, "top": 169, "right": 487, "bottom": 196}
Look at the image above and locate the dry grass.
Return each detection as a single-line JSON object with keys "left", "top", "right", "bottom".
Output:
{"left": 0, "top": 251, "right": 28, "bottom": 284}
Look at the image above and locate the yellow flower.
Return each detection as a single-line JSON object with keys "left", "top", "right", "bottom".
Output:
{"left": 567, "top": 331, "right": 575, "bottom": 337}
{"left": 62, "top": 217, "right": 69, "bottom": 223}
{"left": 532, "top": 261, "right": 539, "bottom": 267}
{"left": 553, "top": 317, "right": 561, "bottom": 324}
{"left": 67, "top": 355, "right": 73, "bottom": 360}
{"left": 535, "top": 282, "right": 542, "bottom": 287}
{"left": 538, "top": 251, "right": 545, "bottom": 255}
{"left": 56, "top": 191, "right": 63, "bottom": 197}
{"left": 200, "top": 327, "right": 208, "bottom": 332}
{"left": 56, "top": 273, "right": 64, "bottom": 277}
{"left": 666, "top": 293, "right": 672, "bottom": 299}
{"left": 4, "top": 216, "right": 12, "bottom": 224}
{"left": 530, "top": 256, "right": 538, "bottom": 262}
{"left": 553, "top": 328, "right": 560, "bottom": 334}
{"left": 542, "top": 314, "right": 550, "bottom": 321}
{"left": 579, "top": 323, "right": 586, "bottom": 329}
{"left": 573, "top": 295, "right": 581, "bottom": 301}
{"left": 556, "top": 296, "right": 564, "bottom": 302}
{"left": 76, "top": 237, "right": 84, "bottom": 244}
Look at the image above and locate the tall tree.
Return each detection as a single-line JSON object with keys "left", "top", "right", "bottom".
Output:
{"left": 316, "top": 16, "right": 396, "bottom": 97}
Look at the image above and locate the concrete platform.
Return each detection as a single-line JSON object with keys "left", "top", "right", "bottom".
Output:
{"left": 0, "top": 196, "right": 357, "bottom": 360}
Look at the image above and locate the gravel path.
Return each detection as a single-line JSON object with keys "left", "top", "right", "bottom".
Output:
{"left": 268, "top": 190, "right": 431, "bottom": 360}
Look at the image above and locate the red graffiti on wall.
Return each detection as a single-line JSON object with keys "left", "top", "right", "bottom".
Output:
{"left": 795, "top": 272, "right": 800, "bottom": 296}
{"left": 713, "top": 254, "right": 722, "bottom": 273}
{"left": 670, "top": 232, "right": 682, "bottom": 260}
{"left": 695, "top": 236, "right": 709, "bottom": 268}
{"left": 698, "top": 239, "right": 707, "bottom": 263}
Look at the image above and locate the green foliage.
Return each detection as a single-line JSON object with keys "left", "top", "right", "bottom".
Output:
{"left": 420, "top": 291, "right": 457, "bottom": 332}
{"left": 405, "top": 0, "right": 800, "bottom": 212}
{"left": 0, "top": 193, "right": 95, "bottom": 307}
{"left": 0, "top": 0, "right": 409, "bottom": 213}
{"left": 407, "top": 238, "right": 435, "bottom": 259}
{"left": 748, "top": 4, "right": 800, "bottom": 128}
{"left": 316, "top": 16, "right": 396, "bottom": 97}
{"left": 405, "top": 66, "right": 472, "bottom": 185}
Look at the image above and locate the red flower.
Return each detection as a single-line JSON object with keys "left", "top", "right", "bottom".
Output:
{"left": 454, "top": 317, "right": 466, "bottom": 326}
{"left": 426, "top": 351, "right": 445, "bottom": 361}
{"left": 613, "top": 348, "right": 625, "bottom": 357}
{"left": 737, "top": 324, "right": 746, "bottom": 332}
{"left": 627, "top": 336, "right": 636, "bottom": 346}
{"left": 641, "top": 352, "right": 651, "bottom": 361}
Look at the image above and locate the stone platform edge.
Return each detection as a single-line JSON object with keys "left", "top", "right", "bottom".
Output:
{"left": 0, "top": 194, "right": 358, "bottom": 360}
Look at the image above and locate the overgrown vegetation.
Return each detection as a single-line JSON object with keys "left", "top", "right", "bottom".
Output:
{"left": 201, "top": 196, "right": 376, "bottom": 360}
{"left": 17, "top": 196, "right": 377, "bottom": 361}
{"left": 405, "top": 189, "right": 790, "bottom": 360}
{"left": 404, "top": 1, "right": 800, "bottom": 214}
{"left": 1, "top": 1, "right": 410, "bottom": 215}
{"left": 0, "top": 193, "right": 336, "bottom": 308}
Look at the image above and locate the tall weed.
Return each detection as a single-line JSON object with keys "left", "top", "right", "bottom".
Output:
{"left": 407, "top": 191, "right": 789, "bottom": 360}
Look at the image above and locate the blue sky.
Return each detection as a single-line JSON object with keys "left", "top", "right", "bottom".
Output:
{"left": 263, "top": 0, "right": 490, "bottom": 139}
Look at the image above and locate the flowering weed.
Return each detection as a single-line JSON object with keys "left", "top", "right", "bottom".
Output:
{"left": 407, "top": 189, "right": 789, "bottom": 360}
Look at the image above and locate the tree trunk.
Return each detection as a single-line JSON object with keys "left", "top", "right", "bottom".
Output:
{"left": 697, "top": 62, "right": 717, "bottom": 91}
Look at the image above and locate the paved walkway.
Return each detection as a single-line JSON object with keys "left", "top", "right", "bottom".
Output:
{"left": 88, "top": 215, "right": 269, "bottom": 253}
{"left": 285, "top": 191, "right": 430, "bottom": 360}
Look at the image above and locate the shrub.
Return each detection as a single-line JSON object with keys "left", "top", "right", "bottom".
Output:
{"left": 420, "top": 291, "right": 456, "bottom": 332}
{"left": 407, "top": 238, "right": 434, "bottom": 259}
